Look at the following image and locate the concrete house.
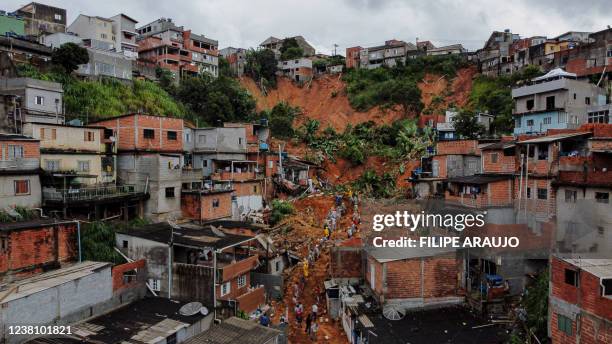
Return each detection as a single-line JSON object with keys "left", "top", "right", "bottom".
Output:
{"left": 427, "top": 44, "right": 467, "bottom": 56}
{"left": 15, "top": 2, "right": 66, "bottom": 38}
{"left": 512, "top": 68, "right": 607, "bottom": 135}
{"left": 92, "top": 113, "right": 187, "bottom": 220}
{"left": 220, "top": 47, "right": 246, "bottom": 77}
{"left": 358, "top": 40, "right": 417, "bottom": 69}
{"left": 39, "top": 31, "right": 82, "bottom": 49}
{"left": 260, "top": 35, "right": 316, "bottom": 59}
{"left": 553, "top": 127, "right": 612, "bottom": 256}
{"left": 477, "top": 30, "right": 519, "bottom": 77}
{"left": 68, "top": 14, "right": 133, "bottom": 80}
{"left": 0, "top": 77, "right": 64, "bottom": 133}
{"left": 116, "top": 222, "right": 266, "bottom": 315}
{"left": 0, "top": 133, "right": 41, "bottom": 209}
{"left": 137, "top": 18, "right": 219, "bottom": 79}
{"left": 110, "top": 13, "right": 139, "bottom": 60}
{"left": 277, "top": 57, "right": 312, "bottom": 82}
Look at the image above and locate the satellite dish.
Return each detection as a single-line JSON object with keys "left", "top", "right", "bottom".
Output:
{"left": 179, "top": 302, "right": 203, "bottom": 316}
{"left": 200, "top": 307, "right": 209, "bottom": 315}
{"left": 382, "top": 305, "right": 405, "bottom": 321}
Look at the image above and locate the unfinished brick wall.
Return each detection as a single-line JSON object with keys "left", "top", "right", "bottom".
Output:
{"left": 550, "top": 257, "right": 612, "bottom": 344}
{"left": 94, "top": 114, "right": 184, "bottom": 152}
{"left": 436, "top": 140, "right": 480, "bottom": 155}
{"left": 514, "top": 177, "right": 555, "bottom": 220}
{"left": 181, "top": 191, "right": 232, "bottom": 221}
{"left": 368, "top": 254, "right": 460, "bottom": 301}
{"left": 0, "top": 139, "right": 40, "bottom": 159}
{"left": 236, "top": 286, "right": 266, "bottom": 313}
{"left": 111, "top": 259, "right": 146, "bottom": 291}
{"left": 433, "top": 155, "right": 447, "bottom": 178}
{"left": 482, "top": 150, "right": 517, "bottom": 174}
{"left": 0, "top": 222, "right": 77, "bottom": 278}
{"left": 232, "top": 181, "right": 263, "bottom": 197}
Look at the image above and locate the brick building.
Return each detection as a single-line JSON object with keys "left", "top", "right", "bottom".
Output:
{"left": 15, "top": 2, "right": 66, "bottom": 38}
{"left": 549, "top": 256, "right": 612, "bottom": 344}
{"left": 91, "top": 113, "right": 186, "bottom": 220}
{"left": 0, "top": 133, "right": 41, "bottom": 209}
{"left": 0, "top": 219, "right": 77, "bottom": 282}
{"left": 136, "top": 18, "right": 219, "bottom": 79}
{"left": 365, "top": 245, "right": 462, "bottom": 309}
{"left": 181, "top": 189, "right": 233, "bottom": 222}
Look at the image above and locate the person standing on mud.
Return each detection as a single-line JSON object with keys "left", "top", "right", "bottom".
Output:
{"left": 305, "top": 313, "right": 313, "bottom": 334}
{"left": 295, "top": 303, "right": 304, "bottom": 327}
{"left": 323, "top": 225, "right": 330, "bottom": 240}
{"left": 311, "top": 303, "right": 318, "bottom": 319}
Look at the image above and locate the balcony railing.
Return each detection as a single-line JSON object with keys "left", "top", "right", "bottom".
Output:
{"left": 43, "top": 184, "right": 147, "bottom": 203}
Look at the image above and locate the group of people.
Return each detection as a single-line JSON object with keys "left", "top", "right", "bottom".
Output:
{"left": 323, "top": 189, "right": 361, "bottom": 241}
{"left": 295, "top": 302, "right": 320, "bottom": 341}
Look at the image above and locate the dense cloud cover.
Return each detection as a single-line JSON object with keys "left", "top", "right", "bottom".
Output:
{"left": 7, "top": 0, "right": 610, "bottom": 54}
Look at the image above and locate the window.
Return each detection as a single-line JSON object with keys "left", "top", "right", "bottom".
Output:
{"left": 268, "top": 161, "right": 274, "bottom": 168}
{"left": 212, "top": 198, "right": 219, "bottom": 208}
{"left": 167, "top": 131, "right": 177, "bottom": 140}
{"left": 101, "top": 33, "right": 107, "bottom": 39}
{"left": 40, "top": 127, "right": 45, "bottom": 140}
{"left": 253, "top": 185, "right": 258, "bottom": 193}
{"left": 221, "top": 281, "right": 230, "bottom": 296}
{"left": 595, "top": 192, "right": 609, "bottom": 204}
{"left": 77, "top": 160, "right": 90, "bottom": 172}
{"left": 526, "top": 99, "right": 534, "bottom": 110}
{"left": 104, "top": 129, "right": 113, "bottom": 139}
{"left": 14, "top": 180, "right": 30, "bottom": 195}
{"left": 588, "top": 110, "right": 609, "bottom": 124}
{"left": 564, "top": 269, "right": 578, "bottom": 287}
{"left": 537, "top": 188, "right": 548, "bottom": 200}
{"left": 526, "top": 119, "right": 534, "bottom": 127}
{"left": 148, "top": 279, "right": 161, "bottom": 291}
{"left": 202, "top": 160, "right": 208, "bottom": 168}
{"left": 84, "top": 131, "right": 95, "bottom": 141}
{"left": 54, "top": 14, "right": 62, "bottom": 21}
{"left": 490, "top": 153, "right": 498, "bottom": 163}
{"left": 565, "top": 190, "right": 577, "bottom": 203}
{"left": 51, "top": 128, "right": 56, "bottom": 140}
{"left": 557, "top": 314, "right": 573, "bottom": 335}
{"left": 122, "top": 240, "right": 128, "bottom": 248}
{"left": 275, "top": 261, "right": 281, "bottom": 272}
{"left": 143, "top": 129, "right": 155, "bottom": 139}
{"left": 35, "top": 96, "right": 44, "bottom": 105}
{"left": 585, "top": 97, "right": 590, "bottom": 105}
{"left": 7, "top": 145, "right": 23, "bottom": 159}
{"left": 546, "top": 96, "right": 555, "bottom": 110}
{"left": 1, "top": 237, "right": 7, "bottom": 252}
{"left": 198, "top": 135, "right": 206, "bottom": 143}
{"left": 165, "top": 187, "right": 175, "bottom": 198}
{"left": 166, "top": 333, "right": 177, "bottom": 344}
{"left": 238, "top": 138, "right": 243, "bottom": 145}
{"left": 598, "top": 226, "right": 605, "bottom": 236}
{"left": 537, "top": 144, "right": 548, "bottom": 160}
{"left": 515, "top": 117, "right": 521, "bottom": 128}
{"left": 573, "top": 93, "right": 576, "bottom": 100}
{"left": 543, "top": 117, "right": 551, "bottom": 125}
{"left": 558, "top": 112, "right": 568, "bottom": 123}
{"left": 45, "top": 160, "right": 60, "bottom": 171}
{"left": 237, "top": 274, "right": 247, "bottom": 288}
{"left": 527, "top": 187, "right": 532, "bottom": 199}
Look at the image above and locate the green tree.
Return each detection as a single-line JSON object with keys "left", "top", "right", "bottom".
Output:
{"left": 522, "top": 270, "right": 549, "bottom": 343}
{"left": 156, "top": 67, "right": 176, "bottom": 91}
{"left": 258, "top": 102, "right": 301, "bottom": 139}
{"left": 387, "top": 78, "right": 424, "bottom": 115}
{"left": 279, "top": 37, "right": 304, "bottom": 60}
{"left": 174, "top": 74, "right": 256, "bottom": 125}
{"left": 270, "top": 200, "right": 294, "bottom": 225}
{"left": 51, "top": 42, "right": 89, "bottom": 74}
{"left": 452, "top": 109, "right": 485, "bottom": 139}
{"left": 81, "top": 222, "right": 124, "bottom": 264}
{"left": 245, "top": 48, "right": 278, "bottom": 88}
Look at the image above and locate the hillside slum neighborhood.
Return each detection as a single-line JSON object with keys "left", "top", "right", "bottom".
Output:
{"left": 0, "top": 2, "right": 611, "bottom": 344}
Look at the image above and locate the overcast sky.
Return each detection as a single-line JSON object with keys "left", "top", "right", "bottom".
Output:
{"left": 6, "top": 0, "right": 611, "bottom": 54}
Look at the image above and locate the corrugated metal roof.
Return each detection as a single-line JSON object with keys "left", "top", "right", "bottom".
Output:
{"left": 518, "top": 132, "right": 591, "bottom": 144}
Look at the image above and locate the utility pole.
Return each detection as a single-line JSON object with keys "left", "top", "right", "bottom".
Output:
{"left": 333, "top": 43, "right": 338, "bottom": 56}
